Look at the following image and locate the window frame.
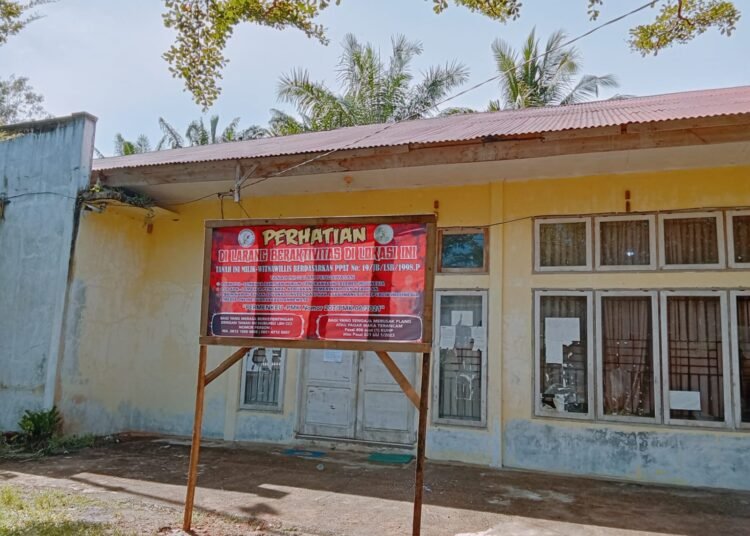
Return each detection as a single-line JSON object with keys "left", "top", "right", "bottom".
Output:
{"left": 726, "top": 210, "right": 750, "bottom": 269}
{"left": 431, "top": 289, "right": 488, "bottom": 428}
{"left": 659, "top": 290, "right": 732, "bottom": 428}
{"left": 594, "top": 290, "right": 662, "bottom": 424}
{"left": 437, "top": 227, "right": 489, "bottom": 274}
{"left": 594, "top": 214, "right": 657, "bottom": 271}
{"left": 239, "top": 347, "right": 287, "bottom": 412}
{"left": 729, "top": 290, "right": 750, "bottom": 430}
{"left": 657, "top": 212, "right": 726, "bottom": 270}
{"left": 534, "top": 217, "right": 592, "bottom": 273}
{"left": 533, "top": 290, "right": 595, "bottom": 420}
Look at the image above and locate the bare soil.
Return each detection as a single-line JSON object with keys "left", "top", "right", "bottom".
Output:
{"left": 1, "top": 436, "right": 749, "bottom": 535}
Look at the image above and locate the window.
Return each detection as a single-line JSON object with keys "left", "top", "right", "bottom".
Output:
{"left": 595, "top": 215, "right": 656, "bottom": 270}
{"left": 535, "top": 291, "right": 593, "bottom": 419}
{"left": 438, "top": 228, "right": 488, "bottom": 273}
{"left": 240, "top": 347, "right": 285, "bottom": 411}
{"left": 727, "top": 210, "right": 750, "bottom": 268}
{"left": 660, "top": 292, "right": 731, "bottom": 427}
{"left": 659, "top": 212, "right": 725, "bottom": 269}
{"left": 595, "top": 292, "right": 661, "bottom": 422}
{"left": 535, "top": 218, "right": 592, "bottom": 272}
{"left": 433, "top": 291, "right": 487, "bottom": 426}
{"left": 731, "top": 291, "right": 750, "bottom": 427}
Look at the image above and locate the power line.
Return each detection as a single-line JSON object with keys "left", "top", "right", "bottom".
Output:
{"left": 156, "top": 0, "right": 659, "bottom": 209}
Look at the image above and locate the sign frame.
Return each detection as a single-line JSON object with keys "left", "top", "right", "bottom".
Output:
{"left": 198, "top": 214, "right": 438, "bottom": 353}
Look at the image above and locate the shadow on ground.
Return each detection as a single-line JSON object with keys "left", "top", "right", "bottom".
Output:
{"left": 2, "top": 437, "right": 749, "bottom": 535}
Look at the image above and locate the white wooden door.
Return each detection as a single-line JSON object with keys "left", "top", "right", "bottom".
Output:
{"left": 299, "top": 349, "right": 358, "bottom": 439}
{"left": 356, "top": 352, "right": 417, "bottom": 444}
{"left": 299, "top": 350, "right": 417, "bottom": 444}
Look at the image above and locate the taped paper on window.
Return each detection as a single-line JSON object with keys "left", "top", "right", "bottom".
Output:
{"left": 439, "top": 325, "right": 456, "bottom": 349}
{"left": 670, "top": 390, "right": 701, "bottom": 411}
{"left": 544, "top": 317, "right": 580, "bottom": 365}
{"left": 471, "top": 327, "right": 487, "bottom": 352}
{"left": 451, "top": 311, "right": 474, "bottom": 326}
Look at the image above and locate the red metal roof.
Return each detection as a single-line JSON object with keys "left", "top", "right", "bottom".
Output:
{"left": 93, "top": 86, "right": 750, "bottom": 171}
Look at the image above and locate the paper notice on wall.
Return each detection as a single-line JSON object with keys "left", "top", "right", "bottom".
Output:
{"left": 451, "top": 311, "right": 474, "bottom": 326}
{"left": 670, "top": 390, "right": 701, "bottom": 411}
{"left": 471, "top": 327, "right": 487, "bottom": 352}
{"left": 439, "top": 326, "right": 456, "bottom": 349}
{"left": 544, "top": 318, "right": 580, "bottom": 365}
{"left": 323, "top": 350, "right": 344, "bottom": 363}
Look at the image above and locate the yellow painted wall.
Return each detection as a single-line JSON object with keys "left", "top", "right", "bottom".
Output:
{"left": 60, "top": 164, "right": 750, "bottom": 487}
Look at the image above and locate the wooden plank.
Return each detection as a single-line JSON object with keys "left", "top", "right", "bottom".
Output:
{"left": 412, "top": 351, "right": 432, "bottom": 536}
{"left": 204, "top": 347, "right": 252, "bottom": 386}
{"left": 199, "top": 227, "right": 213, "bottom": 338}
{"left": 183, "top": 345, "right": 208, "bottom": 531}
{"left": 375, "top": 351, "right": 420, "bottom": 409}
{"left": 198, "top": 336, "right": 431, "bottom": 354}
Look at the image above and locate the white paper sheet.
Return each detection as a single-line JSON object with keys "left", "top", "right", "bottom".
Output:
{"left": 451, "top": 311, "right": 474, "bottom": 326}
{"left": 439, "top": 325, "right": 456, "bottom": 349}
{"left": 471, "top": 327, "right": 487, "bottom": 352}
{"left": 669, "top": 390, "right": 701, "bottom": 411}
{"left": 323, "top": 350, "right": 344, "bottom": 363}
{"left": 544, "top": 318, "right": 580, "bottom": 365}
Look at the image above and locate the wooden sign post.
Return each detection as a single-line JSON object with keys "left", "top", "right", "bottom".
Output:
{"left": 183, "top": 215, "right": 437, "bottom": 535}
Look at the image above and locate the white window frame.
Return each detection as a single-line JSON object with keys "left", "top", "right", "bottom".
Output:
{"left": 658, "top": 212, "right": 726, "bottom": 270}
{"left": 534, "top": 217, "right": 592, "bottom": 272}
{"left": 594, "top": 215, "right": 657, "bottom": 271}
{"left": 730, "top": 290, "right": 750, "bottom": 430}
{"left": 660, "top": 290, "right": 732, "bottom": 428}
{"left": 239, "top": 347, "right": 286, "bottom": 412}
{"left": 726, "top": 210, "right": 750, "bottom": 269}
{"left": 534, "top": 290, "right": 595, "bottom": 420}
{"left": 432, "top": 289, "right": 488, "bottom": 427}
{"left": 595, "top": 290, "right": 661, "bottom": 424}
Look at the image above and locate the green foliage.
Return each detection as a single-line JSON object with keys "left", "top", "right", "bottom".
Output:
{"left": 0, "top": 0, "right": 50, "bottom": 46}
{"left": 629, "top": 0, "right": 740, "bottom": 55}
{"left": 163, "top": 0, "right": 741, "bottom": 109}
{"left": 156, "top": 115, "right": 267, "bottom": 149}
{"left": 274, "top": 34, "right": 468, "bottom": 135}
{"left": 490, "top": 29, "right": 619, "bottom": 109}
{"left": 18, "top": 406, "right": 61, "bottom": 450}
{"left": 113, "top": 133, "right": 151, "bottom": 156}
{"left": 0, "top": 74, "right": 47, "bottom": 125}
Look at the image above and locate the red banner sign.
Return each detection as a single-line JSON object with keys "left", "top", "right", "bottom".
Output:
{"left": 204, "top": 218, "right": 431, "bottom": 346}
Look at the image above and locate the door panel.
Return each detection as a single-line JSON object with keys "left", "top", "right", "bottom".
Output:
{"left": 299, "top": 349, "right": 358, "bottom": 438}
{"left": 356, "top": 352, "right": 417, "bottom": 444}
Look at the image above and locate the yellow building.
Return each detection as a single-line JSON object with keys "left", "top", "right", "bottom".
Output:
{"left": 61, "top": 87, "right": 750, "bottom": 490}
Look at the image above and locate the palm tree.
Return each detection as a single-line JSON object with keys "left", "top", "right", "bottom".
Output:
{"left": 113, "top": 133, "right": 151, "bottom": 156}
{"left": 490, "top": 29, "right": 618, "bottom": 110}
{"left": 156, "top": 115, "right": 267, "bottom": 149}
{"left": 273, "top": 34, "right": 469, "bottom": 135}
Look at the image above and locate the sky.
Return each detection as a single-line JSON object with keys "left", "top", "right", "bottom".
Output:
{"left": 1, "top": 0, "right": 749, "bottom": 156}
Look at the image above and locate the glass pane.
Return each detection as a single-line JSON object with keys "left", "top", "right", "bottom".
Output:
{"left": 599, "top": 219, "right": 651, "bottom": 266}
{"left": 539, "top": 295, "right": 588, "bottom": 414}
{"left": 539, "top": 222, "right": 587, "bottom": 267}
{"left": 666, "top": 297, "right": 724, "bottom": 422}
{"left": 736, "top": 296, "right": 750, "bottom": 423}
{"left": 438, "top": 295, "right": 484, "bottom": 421}
{"left": 440, "top": 232, "right": 485, "bottom": 270}
{"left": 601, "top": 297, "right": 655, "bottom": 417}
{"left": 732, "top": 215, "right": 750, "bottom": 264}
{"left": 663, "top": 217, "right": 719, "bottom": 265}
{"left": 244, "top": 348, "right": 283, "bottom": 407}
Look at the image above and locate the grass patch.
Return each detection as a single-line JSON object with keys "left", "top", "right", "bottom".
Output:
{"left": 0, "top": 485, "right": 126, "bottom": 536}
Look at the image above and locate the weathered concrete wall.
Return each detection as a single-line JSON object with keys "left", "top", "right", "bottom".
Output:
{"left": 0, "top": 114, "right": 96, "bottom": 430}
{"left": 500, "top": 166, "right": 750, "bottom": 490}
{"left": 63, "top": 162, "right": 750, "bottom": 490}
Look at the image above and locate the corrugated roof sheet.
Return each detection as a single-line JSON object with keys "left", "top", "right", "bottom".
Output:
{"left": 93, "top": 86, "right": 750, "bottom": 171}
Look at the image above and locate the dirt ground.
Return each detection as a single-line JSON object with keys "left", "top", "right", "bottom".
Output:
{"left": 1, "top": 437, "right": 749, "bottom": 535}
